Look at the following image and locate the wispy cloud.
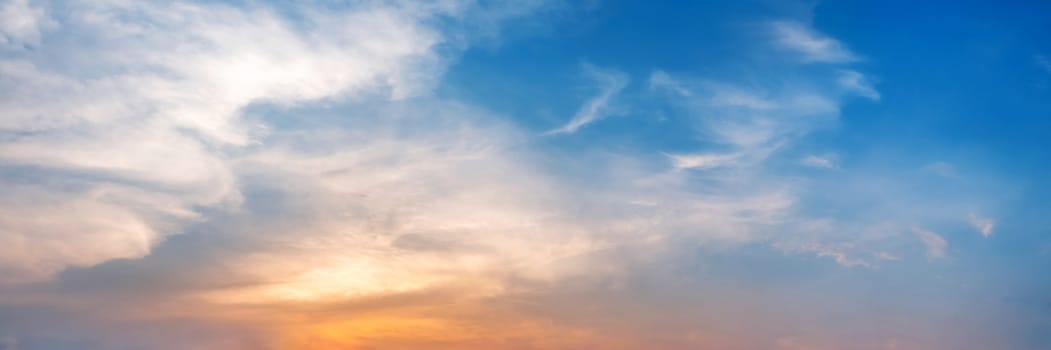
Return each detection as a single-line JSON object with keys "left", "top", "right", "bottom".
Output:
{"left": 969, "top": 213, "right": 996, "bottom": 237}
{"left": 546, "top": 64, "right": 629, "bottom": 134}
{"left": 801, "top": 154, "right": 837, "bottom": 169}
{"left": 913, "top": 227, "right": 947, "bottom": 259}
{"left": 643, "top": 25, "right": 978, "bottom": 269}
{"left": 771, "top": 21, "right": 857, "bottom": 63}
{"left": 794, "top": 242, "right": 874, "bottom": 268}
{"left": 648, "top": 70, "right": 691, "bottom": 96}
{"left": 838, "top": 70, "right": 880, "bottom": 100}
{"left": 667, "top": 152, "right": 741, "bottom": 170}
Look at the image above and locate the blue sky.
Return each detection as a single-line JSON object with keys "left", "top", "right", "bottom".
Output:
{"left": 0, "top": 0, "right": 1049, "bottom": 349}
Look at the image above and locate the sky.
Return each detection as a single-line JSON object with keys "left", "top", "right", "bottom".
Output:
{"left": 0, "top": 0, "right": 1050, "bottom": 349}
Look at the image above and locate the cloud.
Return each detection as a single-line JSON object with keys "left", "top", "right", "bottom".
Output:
{"left": 795, "top": 243, "right": 874, "bottom": 268}
{"left": 646, "top": 42, "right": 922, "bottom": 268}
{"left": 0, "top": 4, "right": 848, "bottom": 346}
{"left": 777, "top": 238, "right": 903, "bottom": 268}
{"left": 0, "top": 0, "right": 517, "bottom": 284}
{"left": 648, "top": 70, "right": 691, "bottom": 96}
{"left": 969, "top": 213, "right": 996, "bottom": 237}
{"left": 0, "top": 0, "right": 54, "bottom": 48}
{"left": 546, "top": 64, "right": 629, "bottom": 134}
{"left": 651, "top": 75, "right": 845, "bottom": 154}
{"left": 770, "top": 21, "right": 857, "bottom": 63}
{"left": 202, "top": 101, "right": 616, "bottom": 303}
{"left": 0, "top": 95, "right": 808, "bottom": 348}
{"left": 801, "top": 155, "right": 837, "bottom": 169}
{"left": 838, "top": 70, "right": 880, "bottom": 100}
{"left": 667, "top": 152, "right": 741, "bottom": 170}
{"left": 913, "top": 227, "right": 947, "bottom": 259}
{"left": 0, "top": 3, "right": 1019, "bottom": 349}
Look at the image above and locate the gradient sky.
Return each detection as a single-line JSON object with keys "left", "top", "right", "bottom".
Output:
{"left": 1, "top": 0, "right": 1050, "bottom": 349}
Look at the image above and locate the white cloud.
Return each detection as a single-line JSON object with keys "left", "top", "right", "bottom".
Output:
{"left": 969, "top": 213, "right": 996, "bottom": 238}
{"left": 547, "top": 64, "right": 629, "bottom": 134}
{"left": 0, "top": 186, "right": 188, "bottom": 284}
{"left": 644, "top": 19, "right": 1002, "bottom": 269}
{"left": 0, "top": 1, "right": 877, "bottom": 294}
{"left": 208, "top": 104, "right": 600, "bottom": 301}
{"left": 0, "top": 4, "right": 1017, "bottom": 349}
{"left": 801, "top": 155, "right": 837, "bottom": 169}
{"left": 0, "top": 0, "right": 54, "bottom": 48}
{"left": 796, "top": 242, "right": 872, "bottom": 268}
{"left": 913, "top": 227, "right": 947, "bottom": 259}
{"left": 771, "top": 21, "right": 857, "bottom": 63}
{"left": 0, "top": 0, "right": 522, "bottom": 284}
{"left": 667, "top": 152, "right": 741, "bottom": 170}
{"left": 778, "top": 239, "right": 902, "bottom": 268}
{"left": 838, "top": 70, "right": 880, "bottom": 100}
{"left": 648, "top": 70, "right": 691, "bottom": 96}
{"left": 199, "top": 98, "right": 810, "bottom": 302}
{"left": 648, "top": 64, "right": 888, "bottom": 266}
{"left": 652, "top": 75, "right": 842, "bottom": 155}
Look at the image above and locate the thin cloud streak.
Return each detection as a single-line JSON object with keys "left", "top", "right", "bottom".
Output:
{"left": 838, "top": 70, "right": 880, "bottom": 100}
{"left": 546, "top": 64, "right": 629, "bottom": 134}
{"left": 771, "top": 21, "right": 857, "bottom": 63}
{"left": 913, "top": 227, "right": 948, "bottom": 259}
{"left": 801, "top": 155, "right": 837, "bottom": 169}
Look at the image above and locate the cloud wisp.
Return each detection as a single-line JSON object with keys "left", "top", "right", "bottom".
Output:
{"left": 913, "top": 227, "right": 948, "bottom": 259}
{"left": 546, "top": 64, "right": 630, "bottom": 134}
{"left": 969, "top": 213, "right": 996, "bottom": 237}
{"left": 838, "top": 70, "right": 881, "bottom": 100}
{"left": 801, "top": 155, "right": 838, "bottom": 169}
{"left": 771, "top": 21, "right": 857, "bottom": 63}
